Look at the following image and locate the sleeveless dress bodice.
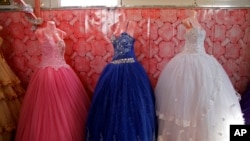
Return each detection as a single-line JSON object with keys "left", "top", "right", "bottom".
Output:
{"left": 182, "top": 27, "right": 206, "bottom": 54}
{"left": 112, "top": 32, "right": 136, "bottom": 62}
{"left": 39, "top": 34, "right": 69, "bottom": 69}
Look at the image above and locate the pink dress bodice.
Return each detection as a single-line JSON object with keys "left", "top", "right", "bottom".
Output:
{"left": 37, "top": 29, "right": 69, "bottom": 70}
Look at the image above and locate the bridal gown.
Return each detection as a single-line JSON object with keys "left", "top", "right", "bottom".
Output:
{"left": 155, "top": 23, "right": 244, "bottom": 141}
{"left": 86, "top": 32, "right": 157, "bottom": 141}
{"left": 15, "top": 28, "right": 90, "bottom": 141}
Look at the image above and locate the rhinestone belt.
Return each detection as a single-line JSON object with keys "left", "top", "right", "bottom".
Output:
{"left": 111, "top": 58, "right": 135, "bottom": 64}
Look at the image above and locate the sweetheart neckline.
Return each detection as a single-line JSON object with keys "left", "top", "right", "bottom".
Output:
{"left": 186, "top": 27, "right": 205, "bottom": 35}
{"left": 113, "top": 32, "right": 134, "bottom": 39}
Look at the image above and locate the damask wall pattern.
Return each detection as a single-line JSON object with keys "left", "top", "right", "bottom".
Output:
{"left": 0, "top": 8, "right": 249, "bottom": 95}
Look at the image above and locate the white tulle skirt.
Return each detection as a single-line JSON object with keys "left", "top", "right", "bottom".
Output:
{"left": 155, "top": 52, "right": 244, "bottom": 141}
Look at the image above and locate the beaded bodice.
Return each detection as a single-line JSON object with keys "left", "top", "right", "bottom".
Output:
{"left": 38, "top": 31, "right": 69, "bottom": 69}
{"left": 111, "top": 32, "right": 136, "bottom": 63}
{"left": 182, "top": 27, "right": 206, "bottom": 54}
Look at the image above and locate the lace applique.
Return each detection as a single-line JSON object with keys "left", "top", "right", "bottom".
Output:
{"left": 236, "top": 91, "right": 241, "bottom": 101}
{"left": 39, "top": 31, "right": 69, "bottom": 70}
{"left": 112, "top": 32, "right": 135, "bottom": 59}
{"left": 182, "top": 28, "right": 206, "bottom": 54}
{"left": 157, "top": 112, "right": 198, "bottom": 128}
{"left": 57, "top": 40, "right": 66, "bottom": 55}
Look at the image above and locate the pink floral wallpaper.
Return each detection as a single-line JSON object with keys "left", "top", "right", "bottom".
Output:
{"left": 0, "top": 8, "right": 249, "bottom": 95}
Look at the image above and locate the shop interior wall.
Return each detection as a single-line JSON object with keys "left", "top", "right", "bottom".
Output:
{"left": 0, "top": 8, "right": 249, "bottom": 95}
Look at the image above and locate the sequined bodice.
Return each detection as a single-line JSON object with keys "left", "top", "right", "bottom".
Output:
{"left": 182, "top": 27, "right": 206, "bottom": 54}
{"left": 38, "top": 33, "right": 69, "bottom": 69}
{"left": 112, "top": 32, "right": 136, "bottom": 61}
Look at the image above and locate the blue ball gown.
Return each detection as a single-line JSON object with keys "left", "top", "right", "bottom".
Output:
{"left": 240, "top": 85, "right": 250, "bottom": 124}
{"left": 86, "top": 32, "right": 157, "bottom": 141}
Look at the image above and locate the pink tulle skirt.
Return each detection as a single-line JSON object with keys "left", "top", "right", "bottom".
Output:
{"left": 15, "top": 66, "right": 90, "bottom": 141}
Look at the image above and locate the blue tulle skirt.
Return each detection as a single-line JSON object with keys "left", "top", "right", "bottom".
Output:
{"left": 86, "top": 61, "right": 157, "bottom": 141}
{"left": 240, "top": 85, "right": 250, "bottom": 124}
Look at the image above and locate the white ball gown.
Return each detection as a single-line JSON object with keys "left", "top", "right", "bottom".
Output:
{"left": 155, "top": 17, "right": 244, "bottom": 141}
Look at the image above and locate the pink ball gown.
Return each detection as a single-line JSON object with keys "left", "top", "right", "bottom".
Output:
{"left": 15, "top": 23, "right": 90, "bottom": 141}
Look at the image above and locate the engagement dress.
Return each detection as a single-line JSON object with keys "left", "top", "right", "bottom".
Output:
{"left": 86, "top": 32, "right": 157, "bottom": 141}
{"left": 15, "top": 22, "right": 90, "bottom": 141}
{"left": 155, "top": 18, "right": 244, "bottom": 141}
